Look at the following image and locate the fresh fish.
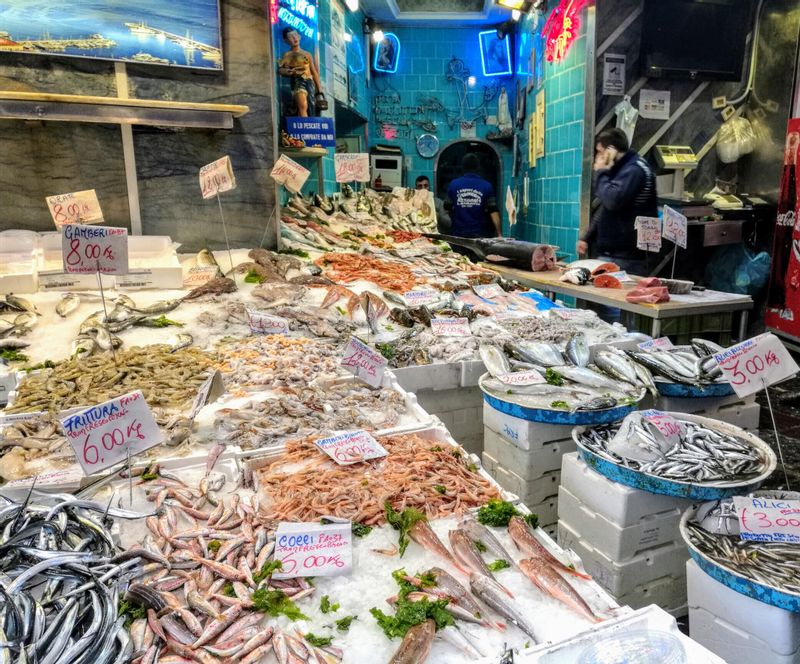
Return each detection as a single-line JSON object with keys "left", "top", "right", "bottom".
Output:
{"left": 551, "top": 365, "right": 625, "bottom": 391}
{"left": 135, "top": 299, "right": 182, "bottom": 315}
{"left": 594, "top": 350, "right": 638, "bottom": 385}
{"left": 383, "top": 291, "right": 407, "bottom": 306}
{"left": 479, "top": 344, "right": 511, "bottom": 378}
{"left": 633, "top": 362, "right": 658, "bottom": 397}
{"left": 408, "top": 520, "right": 469, "bottom": 574}
{"left": 505, "top": 341, "right": 563, "bottom": 367}
{"left": 482, "top": 378, "right": 594, "bottom": 398}
{"left": 691, "top": 338, "right": 724, "bottom": 356}
{"left": 0, "top": 338, "right": 29, "bottom": 350}
{"left": 55, "top": 293, "right": 81, "bottom": 318}
{"left": 360, "top": 292, "right": 379, "bottom": 334}
{"left": 559, "top": 267, "right": 591, "bottom": 285}
{"left": 425, "top": 567, "right": 499, "bottom": 628}
{"left": 565, "top": 333, "right": 590, "bottom": 367}
{"left": 5, "top": 294, "right": 40, "bottom": 316}
{"left": 518, "top": 558, "right": 602, "bottom": 622}
{"left": 169, "top": 334, "right": 193, "bottom": 353}
{"left": 388, "top": 619, "right": 435, "bottom": 664}
{"left": 457, "top": 513, "right": 516, "bottom": 567}
{"left": 449, "top": 529, "right": 514, "bottom": 596}
{"left": 571, "top": 395, "right": 619, "bottom": 412}
{"left": 438, "top": 625, "right": 484, "bottom": 658}
{"left": 72, "top": 337, "right": 96, "bottom": 358}
{"left": 197, "top": 248, "right": 220, "bottom": 269}
{"left": 508, "top": 516, "right": 591, "bottom": 580}
{"left": 84, "top": 325, "right": 112, "bottom": 351}
{"left": 13, "top": 312, "right": 37, "bottom": 330}
{"left": 469, "top": 574, "right": 539, "bottom": 643}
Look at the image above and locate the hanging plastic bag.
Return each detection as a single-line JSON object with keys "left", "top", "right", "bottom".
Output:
{"left": 704, "top": 244, "right": 771, "bottom": 296}
{"left": 717, "top": 116, "right": 757, "bottom": 163}
{"left": 615, "top": 96, "right": 639, "bottom": 145}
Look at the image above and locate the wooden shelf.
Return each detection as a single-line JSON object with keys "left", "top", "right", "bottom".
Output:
{"left": 0, "top": 91, "right": 249, "bottom": 129}
{"left": 281, "top": 147, "right": 329, "bottom": 158}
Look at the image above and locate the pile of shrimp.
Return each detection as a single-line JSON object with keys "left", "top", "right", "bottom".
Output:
{"left": 255, "top": 433, "right": 502, "bottom": 524}
{"left": 314, "top": 252, "right": 418, "bottom": 292}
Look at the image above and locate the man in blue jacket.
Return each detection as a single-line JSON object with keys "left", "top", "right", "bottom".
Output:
{"left": 577, "top": 128, "right": 657, "bottom": 274}
{"left": 445, "top": 154, "right": 502, "bottom": 238}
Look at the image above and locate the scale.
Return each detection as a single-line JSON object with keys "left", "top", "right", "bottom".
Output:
{"left": 654, "top": 145, "right": 699, "bottom": 201}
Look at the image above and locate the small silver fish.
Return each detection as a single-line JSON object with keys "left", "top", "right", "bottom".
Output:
{"left": 565, "top": 333, "right": 590, "bottom": 367}
{"left": 169, "top": 334, "right": 193, "bottom": 353}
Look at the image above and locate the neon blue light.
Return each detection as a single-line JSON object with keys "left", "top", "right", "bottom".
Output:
{"left": 479, "top": 30, "right": 512, "bottom": 77}
{"left": 348, "top": 32, "right": 365, "bottom": 74}
{"left": 278, "top": 0, "right": 317, "bottom": 40}
{"left": 373, "top": 32, "right": 401, "bottom": 73}
{"left": 517, "top": 31, "right": 531, "bottom": 76}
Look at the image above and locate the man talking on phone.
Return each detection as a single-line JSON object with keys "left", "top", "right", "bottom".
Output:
{"left": 577, "top": 128, "right": 657, "bottom": 276}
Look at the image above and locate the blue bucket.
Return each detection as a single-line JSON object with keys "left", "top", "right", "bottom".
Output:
{"left": 655, "top": 380, "right": 735, "bottom": 398}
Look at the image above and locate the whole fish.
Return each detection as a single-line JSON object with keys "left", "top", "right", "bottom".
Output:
{"left": 594, "top": 350, "right": 638, "bottom": 385}
{"left": 565, "top": 333, "right": 590, "bottom": 367}
{"left": 0, "top": 338, "right": 29, "bottom": 350}
{"left": 469, "top": 574, "right": 539, "bottom": 643}
{"left": 388, "top": 619, "right": 435, "bottom": 664}
{"left": 408, "top": 520, "right": 469, "bottom": 574}
{"left": 479, "top": 344, "right": 511, "bottom": 379}
{"left": 135, "top": 299, "right": 183, "bottom": 314}
{"left": 72, "top": 336, "right": 96, "bottom": 358}
{"left": 5, "top": 294, "right": 40, "bottom": 316}
{"left": 56, "top": 293, "right": 81, "bottom": 318}
{"left": 457, "top": 513, "right": 516, "bottom": 566}
{"left": 197, "top": 248, "right": 221, "bottom": 269}
{"left": 360, "top": 292, "right": 379, "bottom": 334}
{"left": 170, "top": 334, "right": 193, "bottom": 353}
{"left": 449, "top": 529, "right": 514, "bottom": 597}
{"left": 438, "top": 625, "right": 484, "bottom": 658}
{"left": 518, "top": 558, "right": 602, "bottom": 623}
{"left": 84, "top": 325, "right": 112, "bottom": 351}
{"left": 633, "top": 362, "right": 658, "bottom": 397}
{"left": 505, "top": 341, "right": 563, "bottom": 367}
{"left": 508, "top": 516, "right": 591, "bottom": 580}
{"left": 13, "top": 312, "right": 37, "bottom": 330}
{"left": 426, "top": 567, "right": 500, "bottom": 629}
{"left": 551, "top": 365, "right": 625, "bottom": 391}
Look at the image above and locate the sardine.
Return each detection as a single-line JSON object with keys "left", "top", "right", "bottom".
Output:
{"left": 469, "top": 574, "right": 539, "bottom": 643}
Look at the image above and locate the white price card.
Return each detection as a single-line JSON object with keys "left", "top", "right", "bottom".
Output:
{"left": 270, "top": 154, "right": 310, "bottom": 193}
{"left": 334, "top": 153, "right": 370, "bottom": 183}
{"left": 430, "top": 317, "right": 472, "bottom": 337}
{"left": 638, "top": 337, "right": 674, "bottom": 351}
{"left": 61, "top": 224, "right": 129, "bottom": 275}
{"left": 662, "top": 205, "right": 688, "bottom": 249}
{"left": 315, "top": 429, "right": 388, "bottom": 466}
{"left": 340, "top": 337, "right": 388, "bottom": 388}
{"left": 183, "top": 266, "right": 219, "bottom": 288}
{"left": 46, "top": 189, "right": 104, "bottom": 228}
{"left": 247, "top": 309, "right": 290, "bottom": 335}
{"left": 553, "top": 308, "right": 594, "bottom": 321}
{"left": 200, "top": 156, "right": 236, "bottom": 199}
{"left": 499, "top": 370, "right": 546, "bottom": 386}
{"left": 403, "top": 288, "right": 440, "bottom": 306}
{"left": 734, "top": 495, "right": 800, "bottom": 543}
{"left": 272, "top": 521, "right": 352, "bottom": 579}
{"left": 713, "top": 333, "right": 800, "bottom": 398}
{"left": 641, "top": 409, "right": 685, "bottom": 448}
{"left": 473, "top": 283, "right": 505, "bottom": 300}
{"left": 4, "top": 467, "right": 85, "bottom": 490}
{"left": 635, "top": 216, "right": 662, "bottom": 253}
{"left": 60, "top": 390, "right": 163, "bottom": 475}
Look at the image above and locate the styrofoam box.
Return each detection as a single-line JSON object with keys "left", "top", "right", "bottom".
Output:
{"left": 484, "top": 426, "right": 576, "bottom": 480}
{"left": 483, "top": 402, "right": 575, "bottom": 450}
{"left": 413, "top": 385, "right": 484, "bottom": 415}
{"left": 483, "top": 456, "right": 561, "bottom": 505}
{"left": 614, "top": 573, "right": 688, "bottom": 614}
{"left": 393, "top": 363, "right": 463, "bottom": 393}
{"left": 116, "top": 235, "right": 183, "bottom": 290}
{"left": 560, "top": 452, "right": 695, "bottom": 528}
{"left": 0, "top": 230, "right": 38, "bottom": 294}
{"left": 654, "top": 392, "right": 756, "bottom": 413}
{"left": 557, "top": 520, "right": 689, "bottom": 597}
{"left": 557, "top": 484, "right": 684, "bottom": 561}
{"left": 687, "top": 559, "right": 800, "bottom": 663}
{"left": 527, "top": 494, "right": 559, "bottom": 527}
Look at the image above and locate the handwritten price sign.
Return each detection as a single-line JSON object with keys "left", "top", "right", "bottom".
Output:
{"left": 46, "top": 190, "right": 104, "bottom": 228}
{"left": 315, "top": 430, "right": 388, "bottom": 466}
{"left": 270, "top": 154, "right": 310, "bottom": 193}
{"left": 734, "top": 496, "right": 800, "bottom": 543}
{"left": 246, "top": 309, "right": 290, "bottom": 335}
{"left": 61, "top": 224, "right": 128, "bottom": 275}
{"left": 714, "top": 333, "right": 799, "bottom": 398}
{"left": 403, "top": 288, "right": 440, "bottom": 306}
{"left": 334, "top": 153, "right": 370, "bottom": 183}
{"left": 635, "top": 216, "right": 662, "bottom": 253}
{"left": 553, "top": 308, "right": 595, "bottom": 321}
{"left": 430, "top": 317, "right": 472, "bottom": 337}
{"left": 662, "top": 205, "right": 688, "bottom": 249}
{"left": 641, "top": 409, "right": 686, "bottom": 448}
{"left": 200, "top": 156, "right": 236, "bottom": 199}
{"left": 473, "top": 283, "right": 505, "bottom": 300}
{"left": 499, "top": 370, "right": 546, "bottom": 386}
{"left": 340, "top": 337, "right": 388, "bottom": 388}
{"left": 60, "top": 390, "right": 163, "bottom": 474}
{"left": 183, "top": 266, "right": 219, "bottom": 288}
{"left": 273, "top": 521, "right": 352, "bottom": 579}
{"left": 638, "top": 337, "right": 674, "bottom": 351}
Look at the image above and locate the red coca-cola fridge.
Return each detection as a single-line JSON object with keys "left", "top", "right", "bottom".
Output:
{"left": 765, "top": 118, "right": 800, "bottom": 339}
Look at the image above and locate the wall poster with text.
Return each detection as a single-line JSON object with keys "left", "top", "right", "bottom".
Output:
{"left": 765, "top": 118, "right": 800, "bottom": 340}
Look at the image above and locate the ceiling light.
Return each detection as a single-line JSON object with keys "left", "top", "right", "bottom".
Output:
{"left": 511, "top": 9, "right": 521, "bottom": 20}
{"left": 345, "top": 0, "right": 359, "bottom": 9}
{"left": 496, "top": 0, "right": 526, "bottom": 9}
{"left": 468, "top": 76, "right": 477, "bottom": 86}
{"left": 373, "top": 29, "right": 385, "bottom": 43}
{"left": 343, "top": 32, "right": 353, "bottom": 42}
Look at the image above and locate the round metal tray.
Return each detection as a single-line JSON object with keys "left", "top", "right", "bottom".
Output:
{"left": 572, "top": 412, "right": 777, "bottom": 500}
{"left": 655, "top": 379, "right": 735, "bottom": 398}
{"left": 680, "top": 504, "right": 800, "bottom": 612}
{"left": 479, "top": 373, "right": 640, "bottom": 425}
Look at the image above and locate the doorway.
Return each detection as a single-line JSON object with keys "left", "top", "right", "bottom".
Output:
{"left": 434, "top": 139, "right": 502, "bottom": 202}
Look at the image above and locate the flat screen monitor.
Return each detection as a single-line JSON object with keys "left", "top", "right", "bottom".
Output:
{"left": 641, "top": 0, "right": 753, "bottom": 81}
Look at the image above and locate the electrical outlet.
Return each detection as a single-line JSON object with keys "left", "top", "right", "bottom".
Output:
{"left": 721, "top": 105, "right": 735, "bottom": 121}
{"left": 766, "top": 99, "right": 779, "bottom": 113}
{"left": 712, "top": 96, "right": 727, "bottom": 110}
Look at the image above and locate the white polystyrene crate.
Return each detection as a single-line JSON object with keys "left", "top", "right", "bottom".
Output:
{"left": 484, "top": 426, "right": 576, "bottom": 480}
{"left": 485, "top": 460, "right": 561, "bottom": 506}
{"left": 557, "top": 485, "right": 684, "bottom": 561}
{"left": 483, "top": 402, "right": 574, "bottom": 450}
{"left": 560, "top": 452, "right": 695, "bottom": 528}
{"left": 527, "top": 493, "right": 559, "bottom": 528}
{"left": 557, "top": 520, "right": 689, "bottom": 597}
{"left": 654, "top": 392, "right": 756, "bottom": 413}
{"left": 614, "top": 573, "right": 688, "bottom": 613}
{"left": 392, "top": 362, "right": 462, "bottom": 393}
{"left": 687, "top": 559, "right": 800, "bottom": 660}
{"left": 413, "top": 385, "right": 483, "bottom": 415}
{"left": 460, "top": 359, "right": 486, "bottom": 387}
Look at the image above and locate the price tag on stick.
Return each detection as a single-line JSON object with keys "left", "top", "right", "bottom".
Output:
{"left": 60, "top": 390, "right": 163, "bottom": 475}
{"left": 340, "top": 337, "right": 388, "bottom": 388}
{"left": 713, "top": 333, "right": 800, "bottom": 399}
{"left": 641, "top": 409, "right": 686, "bottom": 448}
{"left": 315, "top": 430, "right": 388, "bottom": 466}
{"left": 199, "top": 156, "right": 237, "bottom": 199}
{"left": 272, "top": 521, "right": 352, "bottom": 579}
{"left": 499, "top": 370, "right": 546, "bottom": 386}
{"left": 661, "top": 206, "right": 688, "bottom": 249}
{"left": 635, "top": 216, "right": 662, "bottom": 253}
{"left": 734, "top": 495, "right": 800, "bottom": 543}
{"left": 638, "top": 337, "right": 674, "bottom": 351}
{"left": 61, "top": 224, "right": 128, "bottom": 275}
{"left": 46, "top": 189, "right": 104, "bottom": 228}
{"left": 430, "top": 317, "right": 472, "bottom": 337}
{"left": 247, "top": 309, "right": 290, "bottom": 335}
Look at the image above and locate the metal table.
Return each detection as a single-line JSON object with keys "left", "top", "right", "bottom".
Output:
{"left": 484, "top": 265, "right": 753, "bottom": 340}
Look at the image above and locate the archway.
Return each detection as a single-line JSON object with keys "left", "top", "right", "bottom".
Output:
{"left": 434, "top": 139, "right": 503, "bottom": 203}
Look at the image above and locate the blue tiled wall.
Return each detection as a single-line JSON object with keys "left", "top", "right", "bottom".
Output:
{"left": 513, "top": 9, "right": 588, "bottom": 262}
